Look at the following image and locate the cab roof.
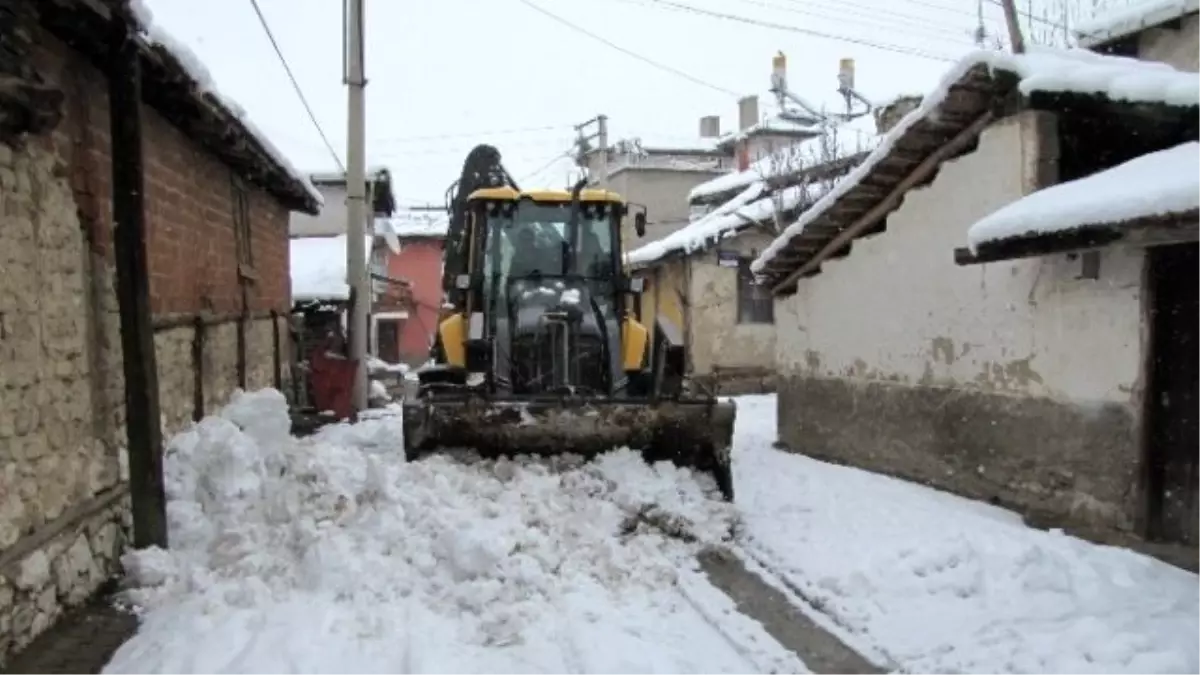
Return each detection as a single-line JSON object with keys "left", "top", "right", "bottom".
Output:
{"left": 467, "top": 185, "right": 626, "bottom": 204}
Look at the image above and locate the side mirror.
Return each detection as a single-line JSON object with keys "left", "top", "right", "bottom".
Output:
{"left": 624, "top": 277, "right": 645, "bottom": 294}
{"left": 634, "top": 212, "right": 647, "bottom": 238}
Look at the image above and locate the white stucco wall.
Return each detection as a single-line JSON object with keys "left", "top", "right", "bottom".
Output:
{"left": 289, "top": 184, "right": 348, "bottom": 237}
{"left": 689, "top": 230, "right": 777, "bottom": 375}
{"left": 1138, "top": 13, "right": 1199, "bottom": 72}
{"left": 775, "top": 112, "right": 1145, "bottom": 406}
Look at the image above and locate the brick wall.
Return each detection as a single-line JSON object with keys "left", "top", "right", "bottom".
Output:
{"left": 35, "top": 29, "right": 292, "bottom": 318}
{"left": 0, "top": 31, "right": 296, "bottom": 664}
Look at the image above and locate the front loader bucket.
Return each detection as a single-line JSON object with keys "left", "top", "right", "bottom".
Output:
{"left": 403, "top": 397, "right": 736, "bottom": 500}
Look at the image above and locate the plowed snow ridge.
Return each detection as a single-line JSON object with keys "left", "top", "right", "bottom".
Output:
{"left": 104, "top": 389, "right": 805, "bottom": 674}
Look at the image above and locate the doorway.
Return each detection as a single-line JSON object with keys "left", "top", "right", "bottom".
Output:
{"left": 376, "top": 318, "right": 402, "bottom": 365}
{"left": 1144, "top": 243, "right": 1199, "bottom": 545}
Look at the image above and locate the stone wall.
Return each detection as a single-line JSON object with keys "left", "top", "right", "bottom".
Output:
{"left": 774, "top": 113, "right": 1148, "bottom": 536}
{"left": 0, "top": 135, "right": 128, "bottom": 664}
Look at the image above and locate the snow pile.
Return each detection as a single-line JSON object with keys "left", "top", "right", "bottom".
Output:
{"left": 289, "top": 235, "right": 373, "bottom": 302}
{"left": 966, "top": 141, "right": 1200, "bottom": 250}
{"left": 127, "top": 1, "right": 323, "bottom": 209}
{"left": 1075, "top": 0, "right": 1200, "bottom": 47}
{"left": 366, "top": 354, "right": 409, "bottom": 375}
{"left": 732, "top": 394, "right": 1200, "bottom": 674}
{"left": 103, "top": 389, "right": 792, "bottom": 673}
{"left": 752, "top": 45, "right": 1200, "bottom": 275}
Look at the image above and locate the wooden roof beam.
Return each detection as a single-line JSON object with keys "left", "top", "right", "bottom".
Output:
{"left": 770, "top": 110, "right": 995, "bottom": 294}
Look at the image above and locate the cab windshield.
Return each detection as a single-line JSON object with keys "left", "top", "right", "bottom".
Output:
{"left": 482, "top": 201, "right": 617, "bottom": 307}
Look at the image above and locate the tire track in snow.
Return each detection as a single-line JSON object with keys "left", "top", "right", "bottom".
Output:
{"left": 673, "top": 566, "right": 812, "bottom": 674}
{"left": 731, "top": 543, "right": 897, "bottom": 672}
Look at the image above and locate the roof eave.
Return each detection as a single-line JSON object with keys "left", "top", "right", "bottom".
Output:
{"left": 38, "top": 0, "right": 321, "bottom": 215}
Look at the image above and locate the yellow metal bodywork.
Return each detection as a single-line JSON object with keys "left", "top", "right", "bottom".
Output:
{"left": 620, "top": 317, "right": 649, "bottom": 371}
{"left": 467, "top": 186, "right": 625, "bottom": 204}
{"left": 438, "top": 313, "right": 467, "bottom": 368}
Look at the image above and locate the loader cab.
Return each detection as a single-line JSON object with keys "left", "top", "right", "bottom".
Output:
{"left": 457, "top": 187, "right": 638, "bottom": 319}
{"left": 434, "top": 186, "right": 650, "bottom": 395}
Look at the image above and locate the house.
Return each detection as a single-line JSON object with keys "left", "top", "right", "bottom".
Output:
{"left": 580, "top": 129, "right": 729, "bottom": 246}
{"left": 288, "top": 167, "right": 410, "bottom": 373}
{"left": 288, "top": 166, "right": 395, "bottom": 238}
{"left": 624, "top": 123, "right": 870, "bottom": 393}
{"left": 1073, "top": 0, "right": 1198, "bottom": 70}
{"left": 751, "top": 27, "right": 1198, "bottom": 554}
{"left": 0, "top": 0, "right": 320, "bottom": 662}
{"left": 376, "top": 207, "right": 448, "bottom": 366}
{"left": 583, "top": 96, "right": 822, "bottom": 247}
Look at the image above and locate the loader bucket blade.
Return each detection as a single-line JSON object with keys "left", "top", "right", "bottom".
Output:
{"left": 403, "top": 398, "right": 736, "bottom": 500}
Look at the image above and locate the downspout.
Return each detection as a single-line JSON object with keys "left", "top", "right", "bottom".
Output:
{"left": 682, "top": 256, "right": 693, "bottom": 378}
{"left": 109, "top": 3, "right": 168, "bottom": 549}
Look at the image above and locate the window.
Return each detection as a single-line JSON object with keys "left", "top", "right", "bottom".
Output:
{"left": 370, "top": 244, "right": 388, "bottom": 296}
{"left": 231, "top": 178, "right": 253, "bottom": 267}
{"left": 736, "top": 256, "right": 773, "bottom": 324}
{"left": 481, "top": 201, "right": 618, "bottom": 317}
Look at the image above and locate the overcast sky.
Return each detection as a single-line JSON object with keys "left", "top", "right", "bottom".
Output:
{"left": 140, "top": 0, "right": 1115, "bottom": 206}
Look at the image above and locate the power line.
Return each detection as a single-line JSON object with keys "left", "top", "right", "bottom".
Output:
{"left": 247, "top": 0, "right": 345, "bottom": 172}
{"left": 369, "top": 124, "right": 574, "bottom": 145}
{"left": 769, "top": 0, "right": 981, "bottom": 42}
{"left": 519, "top": 149, "right": 578, "bottom": 184}
{"left": 635, "top": 0, "right": 962, "bottom": 61}
{"left": 513, "top": 0, "right": 742, "bottom": 97}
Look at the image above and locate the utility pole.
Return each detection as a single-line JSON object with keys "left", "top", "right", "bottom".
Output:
{"left": 344, "top": 0, "right": 369, "bottom": 411}
{"left": 573, "top": 115, "right": 608, "bottom": 187}
{"left": 597, "top": 114, "right": 608, "bottom": 187}
{"left": 999, "top": 0, "right": 1027, "bottom": 53}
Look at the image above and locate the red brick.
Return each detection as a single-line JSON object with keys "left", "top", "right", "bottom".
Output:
{"left": 33, "top": 30, "right": 297, "bottom": 318}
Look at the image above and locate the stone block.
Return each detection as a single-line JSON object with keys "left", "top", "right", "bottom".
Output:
{"left": 15, "top": 550, "right": 50, "bottom": 591}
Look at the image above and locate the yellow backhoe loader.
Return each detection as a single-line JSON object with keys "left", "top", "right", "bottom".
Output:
{"left": 402, "top": 144, "right": 735, "bottom": 499}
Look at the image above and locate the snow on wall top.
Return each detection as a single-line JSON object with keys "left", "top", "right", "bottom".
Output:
{"left": 751, "top": 46, "right": 1200, "bottom": 277}
{"left": 290, "top": 235, "right": 373, "bottom": 302}
{"left": 966, "top": 141, "right": 1200, "bottom": 250}
{"left": 127, "top": 0, "right": 324, "bottom": 210}
{"left": 383, "top": 210, "right": 450, "bottom": 239}
{"left": 1075, "top": 0, "right": 1200, "bottom": 47}
{"left": 308, "top": 166, "right": 391, "bottom": 184}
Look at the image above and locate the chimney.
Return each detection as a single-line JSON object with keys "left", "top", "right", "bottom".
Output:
{"left": 699, "top": 115, "right": 721, "bottom": 138}
{"left": 738, "top": 95, "right": 759, "bottom": 131}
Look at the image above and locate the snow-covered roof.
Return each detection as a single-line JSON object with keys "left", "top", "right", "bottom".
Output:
{"left": 751, "top": 46, "right": 1200, "bottom": 287}
{"left": 127, "top": 1, "right": 322, "bottom": 213}
{"left": 714, "top": 114, "right": 823, "bottom": 150}
{"left": 1075, "top": 0, "right": 1199, "bottom": 48}
{"left": 965, "top": 141, "right": 1199, "bottom": 252}
{"left": 307, "top": 165, "right": 392, "bottom": 184}
{"left": 689, "top": 120, "right": 879, "bottom": 205}
{"left": 290, "top": 235, "right": 373, "bottom": 302}
{"left": 626, "top": 181, "right": 829, "bottom": 268}
{"left": 382, "top": 210, "right": 450, "bottom": 239}
{"left": 613, "top": 134, "right": 725, "bottom": 155}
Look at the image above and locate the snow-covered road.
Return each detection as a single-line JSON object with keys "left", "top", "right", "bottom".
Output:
{"left": 732, "top": 394, "right": 1199, "bottom": 674}
{"left": 103, "top": 389, "right": 1199, "bottom": 674}
{"left": 103, "top": 390, "right": 805, "bottom": 674}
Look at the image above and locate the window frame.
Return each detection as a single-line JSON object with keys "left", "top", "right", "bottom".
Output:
{"left": 735, "top": 255, "right": 774, "bottom": 325}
